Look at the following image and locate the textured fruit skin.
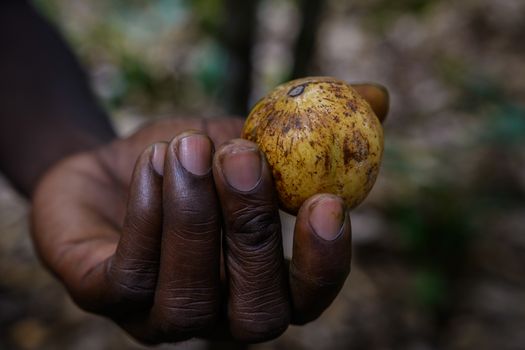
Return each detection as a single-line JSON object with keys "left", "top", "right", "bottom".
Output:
{"left": 242, "top": 76, "right": 384, "bottom": 214}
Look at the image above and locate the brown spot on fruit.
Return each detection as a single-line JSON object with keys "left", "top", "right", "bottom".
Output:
{"left": 343, "top": 136, "right": 351, "bottom": 166}
{"left": 347, "top": 100, "right": 358, "bottom": 112}
{"left": 350, "top": 130, "right": 369, "bottom": 162}
{"left": 324, "top": 152, "right": 330, "bottom": 171}
{"left": 294, "top": 117, "right": 303, "bottom": 129}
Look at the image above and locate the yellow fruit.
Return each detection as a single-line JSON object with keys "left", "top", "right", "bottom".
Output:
{"left": 242, "top": 76, "right": 384, "bottom": 214}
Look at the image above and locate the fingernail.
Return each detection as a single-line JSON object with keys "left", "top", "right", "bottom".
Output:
{"left": 151, "top": 143, "right": 166, "bottom": 176}
{"left": 221, "top": 148, "right": 261, "bottom": 191}
{"left": 309, "top": 196, "right": 345, "bottom": 241}
{"left": 178, "top": 134, "right": 212, "bottom": 175}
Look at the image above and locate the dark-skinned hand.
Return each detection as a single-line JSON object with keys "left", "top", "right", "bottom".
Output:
{"left": 31, "top": 84, "right": 388, "bottom": 344}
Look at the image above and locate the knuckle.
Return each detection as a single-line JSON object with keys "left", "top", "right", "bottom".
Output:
{"left": 230, "top": 204, "right": 280, "bottom": 245}
{"left": 227, "top": 267, "right": 290, "bottom": 342}
{"left": 126, "top": 210, "right": 157, "bottom": 229}
{"left": 108, "top": 261, "right": 157, "bottom": 303}
{"left": 152, "top": 287, "right": 219, "bottom": 336}
{"left": 226, "top": 225, "right": 283, "bottom": 282}
{"left": 227, "top": 244, "right": 282, "bottom": 284}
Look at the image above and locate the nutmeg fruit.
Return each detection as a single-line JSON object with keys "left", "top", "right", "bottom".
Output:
{"left": 242, "top": 76, "right": 384, "bottom": 214}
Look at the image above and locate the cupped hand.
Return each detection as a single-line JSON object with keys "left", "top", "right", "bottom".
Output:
{"left": 31, "top": 84, "right": 388, "bottom": 344}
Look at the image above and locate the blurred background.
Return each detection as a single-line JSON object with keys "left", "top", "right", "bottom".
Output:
{"left": 1, "top": 0, "right": 525, "bottom": 349}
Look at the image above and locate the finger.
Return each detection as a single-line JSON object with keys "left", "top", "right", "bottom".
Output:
{"left": 289, "top": 194, "right": 351, "bottom": 324}
{"left": 352, "top": 83, "right": 389, "bottom": 123}
{"left": 104, "top": 142, "right": 166, "bottom": 310}
{"left": 213, "top": 139, "right": 290, "bottom": 342}
{"left": 41, "top": 144, "right": 166, "bottom": 315}
{"left": 150, "top": 131, "right": 221, "bottom": 340}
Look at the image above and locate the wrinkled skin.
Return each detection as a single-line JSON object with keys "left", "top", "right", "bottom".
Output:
{"left": 31, "top": 85, "right": 387, "bottom": 345}
{"left": 243, "top": 77, "right": 384, "bottom": 214}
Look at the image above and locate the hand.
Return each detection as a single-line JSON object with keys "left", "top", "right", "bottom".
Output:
{"left": 31, "top": 85, "right": 388, "bottom": 344}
